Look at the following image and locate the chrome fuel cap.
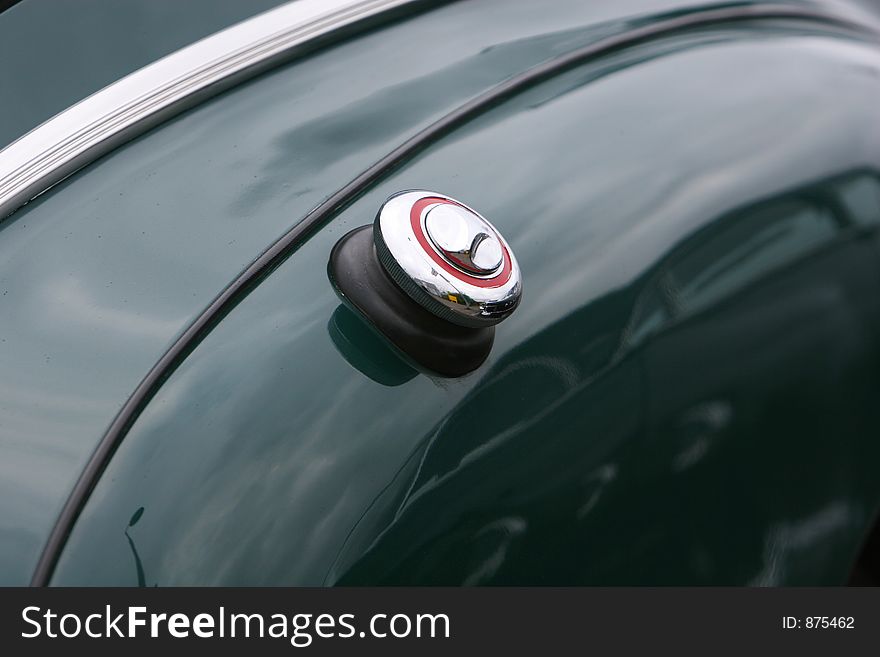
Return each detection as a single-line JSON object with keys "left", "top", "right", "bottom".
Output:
{"left": 424, "top": 204, "right": 503, "bottom": 275}
{"left": 373, "top": 190, "right": 522, "bottom": 328}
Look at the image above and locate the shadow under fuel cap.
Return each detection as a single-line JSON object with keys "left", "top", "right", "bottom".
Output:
{"left": 328, "top": 190, "right": 523, "bottom": 378}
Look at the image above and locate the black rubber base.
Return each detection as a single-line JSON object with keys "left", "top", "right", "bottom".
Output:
{"left": 328, "top": 225, "right": 494, "bottom": 378}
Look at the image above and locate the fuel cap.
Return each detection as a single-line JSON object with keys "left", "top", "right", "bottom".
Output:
{"left": 373, "top": 190, "right": 522, "bottom": 328}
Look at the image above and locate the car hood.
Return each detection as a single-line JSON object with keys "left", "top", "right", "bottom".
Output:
{"left": 1, "top": 0, "right": 878, "bottom": 584}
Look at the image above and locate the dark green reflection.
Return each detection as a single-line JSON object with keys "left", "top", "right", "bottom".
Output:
{"left": 0, "top": 0, "right": 629, "bottom": 584}
{"left": 336, "top": 170, "right": 880, "bottom": 584}
{"left": 51, "top": 32, "right": 880, "bottom": 586}
{"left": 328, "top": 305, "right": 417, "bottom": 387}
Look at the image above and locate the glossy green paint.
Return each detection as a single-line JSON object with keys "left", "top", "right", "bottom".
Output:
{"left": 51, "top": 21, "right": 880, "bottom": 584}
{"left": 0, "top": 0, "right": 288, "bottom": 149}
{"left": 2, "top": 0, "right": 691, "bottom": 585}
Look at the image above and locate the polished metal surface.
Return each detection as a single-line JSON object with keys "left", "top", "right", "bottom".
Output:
{"left": 0, "top": 0, "right": 421, "bottom": 222}
{"left": 425, "top": 204, "right": 504, "bottom": 275}
{"left": 374, "top": 190, "right": 522, "bottom": 327}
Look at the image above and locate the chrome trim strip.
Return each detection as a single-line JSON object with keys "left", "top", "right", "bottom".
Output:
{"left": 0, "top": 0, "right": 421, "bottom": 221}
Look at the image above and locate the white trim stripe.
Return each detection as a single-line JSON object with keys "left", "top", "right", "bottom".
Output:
{"left": 0, "top": 0, "right": 418, "bottom": 220}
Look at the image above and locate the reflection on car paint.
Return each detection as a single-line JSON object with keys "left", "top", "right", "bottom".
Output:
{"left": 50, "top": 34, "right": 880, "bottom": 586}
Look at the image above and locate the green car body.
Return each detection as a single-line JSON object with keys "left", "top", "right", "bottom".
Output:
{"left": 1, "top": 0, "right": 880, "bottom": 585}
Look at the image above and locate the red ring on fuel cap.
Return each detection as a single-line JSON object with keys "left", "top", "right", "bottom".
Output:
{"left": 409, "top": 197, "right": 512, "bottom": 289}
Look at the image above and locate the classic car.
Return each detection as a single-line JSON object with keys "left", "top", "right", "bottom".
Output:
{"left": 1, "top": 0, "right": 879, "bottom": 586}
